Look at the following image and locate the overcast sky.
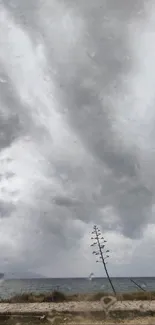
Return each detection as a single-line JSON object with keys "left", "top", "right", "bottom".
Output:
{"left": 0, "top": 0, "right": 155, "bottom": 277}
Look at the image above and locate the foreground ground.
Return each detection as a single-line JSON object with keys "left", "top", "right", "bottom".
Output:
{"left": 0, "top": 313, "right": 155, "bottom": 325}
{"left": 0, "top": 317, "right": 155, "bottom": 325}
{"left": 1, "top": 292, "right": 155, "bottom": 324}
{"left": 0, "top": 300, "right": 155, "bottom": 324}
{"left": 1, "top": 300, "right": 155, "bottom": 312}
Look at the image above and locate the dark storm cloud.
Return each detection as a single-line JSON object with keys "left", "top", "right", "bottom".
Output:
{"left": 40, "top": 0, "right": 153, "bottom": 237}
{"left": 2, "top": 0, "right": 153, "bottom": 238}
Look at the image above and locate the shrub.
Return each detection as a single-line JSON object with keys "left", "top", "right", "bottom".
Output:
{"left": 43, "top": 291, "right": 67, "bottom": 302}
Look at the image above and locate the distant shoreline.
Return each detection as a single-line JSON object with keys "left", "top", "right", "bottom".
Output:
{"left": 4, "top": 276, "right": 155, "bottom": 280}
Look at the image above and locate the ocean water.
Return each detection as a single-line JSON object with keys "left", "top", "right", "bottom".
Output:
{"left": 0, "top": 277, "right": 154, "bottom": 299}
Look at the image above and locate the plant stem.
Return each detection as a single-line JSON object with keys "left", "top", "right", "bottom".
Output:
{"left": 94, "top": 226, "right": 116, "bottom": 296}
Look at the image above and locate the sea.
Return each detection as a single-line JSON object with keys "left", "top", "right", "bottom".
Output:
{"left": 0, "top": 277, "right": 154, "bottom": 299}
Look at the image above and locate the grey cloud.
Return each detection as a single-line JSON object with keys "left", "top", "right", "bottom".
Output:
{"left": 52, "top": 1, "right": 155, "bottom": 238}
{"left": 0, "top": 201, "right": 15, "bottom": 218}
{"left": 0, "top": 113, "right": 21, "bottom": 150}
{"left": 39, "top": 1, "right": 138, "bottom": 177}
{"left": 53, "top": 196, "right": 80, "bottom": 207}
{"left": 116, "top": 185, "right": 153, "bottom": 238}
{"left": 4, "top": 172, "right": 15, "bottom": 179}
{"left": 0, "top": 72, "right": 54, "bottom": 152}
{"left": 0, "top": 0, "right": 155, "bottom": 276}
{"left": 3, "top": 0, "right": 39, "bottom": 33}
{"left": 0, "top": 75, "right": 29, "bottom": 149}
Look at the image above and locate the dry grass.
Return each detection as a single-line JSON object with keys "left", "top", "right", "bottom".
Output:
{"left": 2, "top": 290, "right": 155, "bottom": 303}
{"left": 2, "top": 291, "right": 67, "bottom": 303}
{"left": 118, "top": 291, "right": 155, "bottom": 301}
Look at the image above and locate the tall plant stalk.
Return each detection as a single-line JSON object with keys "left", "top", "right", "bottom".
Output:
{"left": 91, "top": 225, "right": 116, "bottom": 295}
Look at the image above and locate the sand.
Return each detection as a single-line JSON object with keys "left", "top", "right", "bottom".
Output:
{"left": 0, "top": 300, "right": 154, "bottom": 313}
{"left": 0, "top": 301, "right": 155, "bottom": 325}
